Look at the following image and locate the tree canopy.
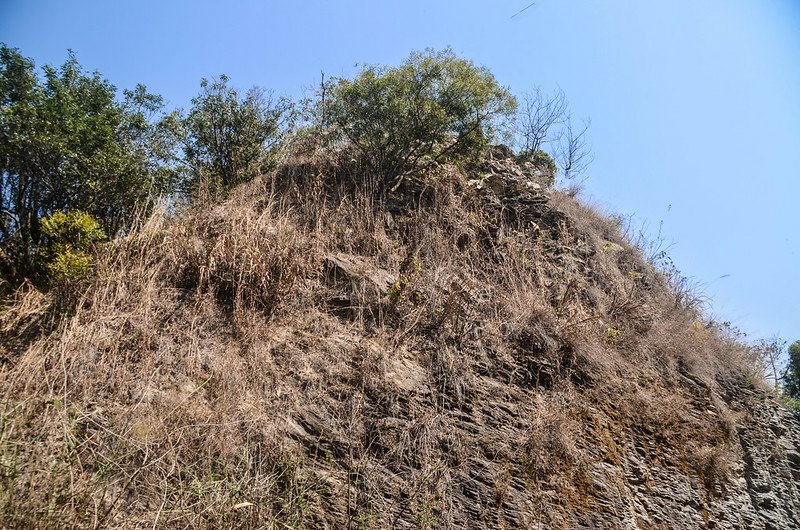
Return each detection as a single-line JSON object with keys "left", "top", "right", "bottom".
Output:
{"left": 0, "top": 44, "right": 180, "bottom": 281}
{"left": 785, "top": 340, "right": 800, "bottom": 399}
{"left": 324, "top": 48, "right": 517, "bottom": 185}
{"left": 183, "top": 75, "right": 287, "bottom": 197}
{"left": 1, "top": 44, "right": 584, "bottom": 291}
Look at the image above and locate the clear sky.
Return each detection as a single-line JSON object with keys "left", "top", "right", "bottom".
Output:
{"left": 1, "top": 0, "right": 798, "bottom": 341}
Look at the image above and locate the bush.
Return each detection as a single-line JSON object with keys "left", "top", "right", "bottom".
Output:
{"left": 37, "top": 210, "right": 105, "bottom": 281}
{"left": 325, "top": 48, "right": 517, "bottom": 187}
{"left": 517, "top": 148, "right": 557, "bottom": 186}
{"left": 0, "top": 46, "right": 182, "bottom": 284}
{"left": 184, "top": 75, "right": 289, "bottom": 197}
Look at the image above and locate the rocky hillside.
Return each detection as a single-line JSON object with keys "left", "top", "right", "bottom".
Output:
{"left": 0, "top": 145, "right": 798, "bottom": 529}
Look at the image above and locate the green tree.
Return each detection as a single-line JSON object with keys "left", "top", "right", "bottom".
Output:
{"left": 183, "top": 75, "right": 287, "bottom": 196}
{"left": 0, "top": 44, "right": 180, "bottom": 283}
{"left": 324, "top": 48, "right": 517, "bottom": 187}
{"left": 786, "top": 340, "right": 800, "bottom": 399}
{"left": 119, "top": 84, "right": 186, "bottom": 211}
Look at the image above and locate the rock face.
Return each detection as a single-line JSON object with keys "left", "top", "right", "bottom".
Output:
{"left": 737, "top": 392, "right": 800, "bottom": 529}
{"left": 274, "top": 324, "right": 800, "bottom": 529}
{"left": 473, "top": 145, "right": 550, "bottom": 206}
{"left": 567, "top": 389, "right": 800, "bottom": 530}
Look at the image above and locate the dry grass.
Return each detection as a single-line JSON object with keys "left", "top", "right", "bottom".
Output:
{"left": 0, "top": 147, "right": 762, "bottom": 528}
{"left": 687, "top": 443, "right": 733, "bottom": 492}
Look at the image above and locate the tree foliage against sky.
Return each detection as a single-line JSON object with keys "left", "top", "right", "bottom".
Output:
{"left": 0, "top": 46, "right": 296, "bottom": 286}
{"left": 1, "top": 44, "right": 577, "bottom": 289}
{"left": 0, "top": 44, "right": 180, "bottom": 281}
{"left": 183, "top": 75, "right": 287, "bottom": 196}
{"left": 324, "top": 48, "right": 517, "bottom": 185}
{"left": 785, "top": 340, "right": 800, "bottom": 399}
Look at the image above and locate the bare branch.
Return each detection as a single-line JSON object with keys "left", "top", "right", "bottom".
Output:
{"left": 556, "top": 115, "right": 593, "bottom": 182}
{"left": 517, "top": 87, "right": 567, "bottom": 154}
{"left": 752, "top": 336, "right": 788, "bottom": 390}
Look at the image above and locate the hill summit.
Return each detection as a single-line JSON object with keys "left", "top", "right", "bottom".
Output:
{"left": 1, "top": 144, "right": 798, "bottom": 529}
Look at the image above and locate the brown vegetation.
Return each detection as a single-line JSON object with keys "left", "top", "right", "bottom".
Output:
{"left": 0, "top": 143, "right": 761, "bottom": 528}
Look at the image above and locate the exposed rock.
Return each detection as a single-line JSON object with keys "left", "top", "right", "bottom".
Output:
{"left": 324, "top": 252, "right": 394, "bottom": 291}
{"left": 552, "top": 386, "right": 800, "bottom": 530}
{"left": 472, "top": 149, "right": 549, "bottom": 206}
{"left": 323, "top": 252, "right": 394, "bottom": 315}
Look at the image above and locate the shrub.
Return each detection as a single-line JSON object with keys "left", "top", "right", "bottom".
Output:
{"left": 0, "top": 45, "right": 181, "bottom": 284}
{"left": 517, "top": 148, "right": 557, "bottom": 186}
{"left": 37, "top": 210, "right": 105, "bottom": 281}
{"left": 184, "top": 75, "right": 289, "bottom": 197}
{"left": 324, "top": 48, "right": 517, "bottom": 187}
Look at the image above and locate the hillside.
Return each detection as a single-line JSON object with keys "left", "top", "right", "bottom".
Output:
{"left": 1, "top": 144, "right": 798, "bottom": 529}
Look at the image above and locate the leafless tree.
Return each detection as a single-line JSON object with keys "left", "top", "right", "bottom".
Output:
{"left": 556, "top": 115, "right": 593, "bottom": 182}
{"left": 518, "top": 87, "right": 568, "bottom": 154}
{"left": 752, "top": 336, "right": 788, "bottom": 390}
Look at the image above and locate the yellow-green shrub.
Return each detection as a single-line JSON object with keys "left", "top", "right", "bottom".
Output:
{"left": 37, "top": 210, "right": 105, "bottom": 281}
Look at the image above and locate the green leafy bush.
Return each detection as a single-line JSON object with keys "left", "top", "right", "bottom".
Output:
{"left": 0, "top": 45, "right": 181, "bottom": 284}
{"left": 37, "top": 210, "right": 105, "bottom": 281}
{"left": 184, "top": 75, "right": 289, "bottom": 196}
{"left": 325, "top": 48, "right": 517, "bottom": 187}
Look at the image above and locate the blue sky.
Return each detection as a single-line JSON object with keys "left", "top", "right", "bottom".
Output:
{"left": 1, "top": 0, "right": 798, "bottom": 341}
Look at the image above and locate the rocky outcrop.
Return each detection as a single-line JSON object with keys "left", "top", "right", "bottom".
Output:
{"left": 472, "top": 145, "right": 550, "bottom": 206}
{"left": 737, "top": 391, "right": 800, "bottom": 529}
{"left": 3, "top": 146, "right": 797, "bottom": 529}
{"left": 569, "top": 389, "right": 800, "bottom": 530}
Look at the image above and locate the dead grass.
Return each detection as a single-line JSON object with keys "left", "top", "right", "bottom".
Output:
{"left": 523, "top": 394, "right": 583, "bottom": 484}
{"left": 0, "top": 148, "right": 762, "bottom": 527}
{"left": 687, "top": 443, "right": 733, "bottom": 492}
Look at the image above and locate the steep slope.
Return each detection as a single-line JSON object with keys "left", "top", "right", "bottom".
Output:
{"left": 1, "top": 146, "right": 798, "bottom": 529}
